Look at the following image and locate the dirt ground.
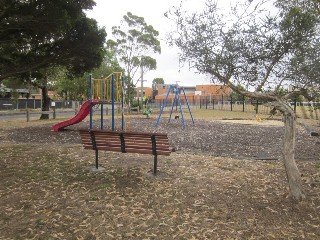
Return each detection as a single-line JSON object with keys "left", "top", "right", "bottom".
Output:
{"left": 0, "top": 116, "right": 320, "bottom": 239}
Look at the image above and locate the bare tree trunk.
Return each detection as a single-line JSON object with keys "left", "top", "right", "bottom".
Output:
{"left": 226, "top": 82, "right": 307, "bottom": 200}
{"left": 283, "top": 110, "right": 305, "bottom": 201}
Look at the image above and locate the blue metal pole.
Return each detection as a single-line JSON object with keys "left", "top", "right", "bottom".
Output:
{"left": 111, "top": 74, "right": 115, "bottom": 131}
{"left": 89, "top": 74, "right": 93, "bottom": 129}
{"left": 155, "top": 85, "right": 173, "bottom": 127}
{"left": 100, "top": 78, "right": 104, "bottom": 129}
{"left": 121, "top": 76, "right": 125, "bottom": 131}
{"left": 168, "top": 86, "right": 177, "bottom": 123}
{"left": 182, "top": 87, "right": 195, "bottom": 124}
{"left": 177, "top": 88, "right": 186, "bottom": 129}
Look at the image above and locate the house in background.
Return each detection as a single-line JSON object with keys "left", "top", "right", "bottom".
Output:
{"left": 195, "top": 85, "right": 231, "bottom": 100}
{"left": 30, "top": 89, "right": 59, "bottom": 100}
{"left": 154, "top": 83, "right": 231, "bottom": 102}
{"left": 134, "top": 87, "right": 153, "bottom": 101}
{"left": 0, "top": 84, "right": 59, "bottom": 100}
{"left": 0, "top": 84, "right": 30, "bottom": 99}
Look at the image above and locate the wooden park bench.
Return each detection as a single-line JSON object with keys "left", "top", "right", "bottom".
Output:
{"left": 79, "top": 130, "right": 172, "bottom": 175}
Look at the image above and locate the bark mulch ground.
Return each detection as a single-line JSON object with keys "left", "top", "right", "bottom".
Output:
{"left": 5, "top": 117, "right": 320, "bottom": 161}
{"left": 0, "top": 117, "right": 319, "bottom": 239}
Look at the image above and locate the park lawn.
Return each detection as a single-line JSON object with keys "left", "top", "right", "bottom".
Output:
{"left": 0, "top": 111, "right": 319, "bottom": 239}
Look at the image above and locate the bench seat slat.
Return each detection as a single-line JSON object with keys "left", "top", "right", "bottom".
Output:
{"left": 83, "top": 145, "right": 171, "bottom": 155}
{"left": 93, "top": 138, "right": 170, "bottom": 145}
{"left": 92, "top": 142, "right": 170, "bottom": 151}
{"left": 82, "top": 141, "right": 170, "bottom": 150}
{"left": 95, "top": 139, "right": 121, "bottom": 144}
{"left": 93, "top": 138, "right": 169, "bottom": 145}
{"left": 94, "top": 136, "right": 125, "bottom": 141}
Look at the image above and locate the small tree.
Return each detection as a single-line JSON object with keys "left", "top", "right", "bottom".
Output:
{"left": 152, "top": 78, "right": 165, "bottom": 90}
{"left": 167, "top": 0, "right": 320, "bottom": 201}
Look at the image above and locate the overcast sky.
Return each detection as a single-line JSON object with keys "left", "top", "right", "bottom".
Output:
{"left": 86, "top": 0, "right": 233, "bottom": 87}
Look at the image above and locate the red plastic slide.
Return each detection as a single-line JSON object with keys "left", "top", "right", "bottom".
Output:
{"left": 51, "top": 100, "right": 98, "bottom": 132}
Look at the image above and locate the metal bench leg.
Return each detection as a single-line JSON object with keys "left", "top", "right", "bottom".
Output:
{"left": 95, "top": 149, "right": 99, "bottom": 169}
{"left": 153, "top": 155, "right": 158, "bottom": 175}
{"left": 151, "top": 135, "right": 158, "bottom": 175}
{"left": 89, "top": 131, "right": 99, "bottom": 170}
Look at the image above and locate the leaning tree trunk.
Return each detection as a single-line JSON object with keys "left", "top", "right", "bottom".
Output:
{"left": 282, "top": 109, "right": 305, "bottom": 201}
{"left": 40, "top": 77, "right": 50, "bottom": 120}
{"left": 211, "top": 80, "right": 306, "bottom": 200}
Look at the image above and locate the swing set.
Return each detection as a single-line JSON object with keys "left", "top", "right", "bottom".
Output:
{"left": 155, "top": 84, "right": 195, "bottom": 129}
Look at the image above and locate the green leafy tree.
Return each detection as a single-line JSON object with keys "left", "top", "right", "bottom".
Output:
{"left": 167, "top": 0, "right": 320, "bottom": 201}
{"left": 107, "top": 12, "right": 161, "bottom": 103}
{"left": 0, "top": 0, "right": 106, "bottom": 80}
{"left": 152, "top": 78, "right": 165, "bottom": 90}
{"left": 0, "top": 0, "right": 107, "bottom": 119}
{"left": 53, "top": 67, "right": 82, "bottom": 100}
{"left": 54, "top": 50, "right": 123, "bottom": 101}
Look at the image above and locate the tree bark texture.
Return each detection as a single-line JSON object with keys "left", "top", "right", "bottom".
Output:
{"left": 40, "top": 78, "right": 50, "bottom": 120}
{"left": 283, "top": 110, "right": 305, "bottom": 201}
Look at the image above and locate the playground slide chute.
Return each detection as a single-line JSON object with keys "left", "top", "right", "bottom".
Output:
{"left": 51, "top": 100, "right": 98, "bottom": 132}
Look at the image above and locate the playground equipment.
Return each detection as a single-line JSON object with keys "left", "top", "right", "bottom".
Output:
{"left": 51, "top": 100, "right": 98, "bottom": 132}
{"left": 51, "top": 72, "right": 126, "bottom": 132}
{"left": 143, "top": 108, "right": 153, "bottom": 118}
{"left": 155, "top": 84, "right": 194, "bottom": 129}
{"left": 89, "top": 72, "right": 125, "bottom": 131}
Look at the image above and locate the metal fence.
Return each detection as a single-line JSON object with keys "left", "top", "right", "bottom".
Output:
{"left": 1, "top": 97, "right": 319, "bottom": 121}
{"left": 0, "top": 99, "right": 79, "bottom": 111}
{"left": 150, "top": 96, "right": 320, "bottom": 120}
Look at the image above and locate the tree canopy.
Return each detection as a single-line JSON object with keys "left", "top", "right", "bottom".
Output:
{"left": 167, "top": 0, "right": 319, "bottom": 95}
{"left": 0, "top": 0, "right": 107, "bottom": 119}
{"left": 0, "top": 0, "right": 107, "bottom": 81}
{"left": 107, "top": 12, "right": 161, "bottom": 84}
